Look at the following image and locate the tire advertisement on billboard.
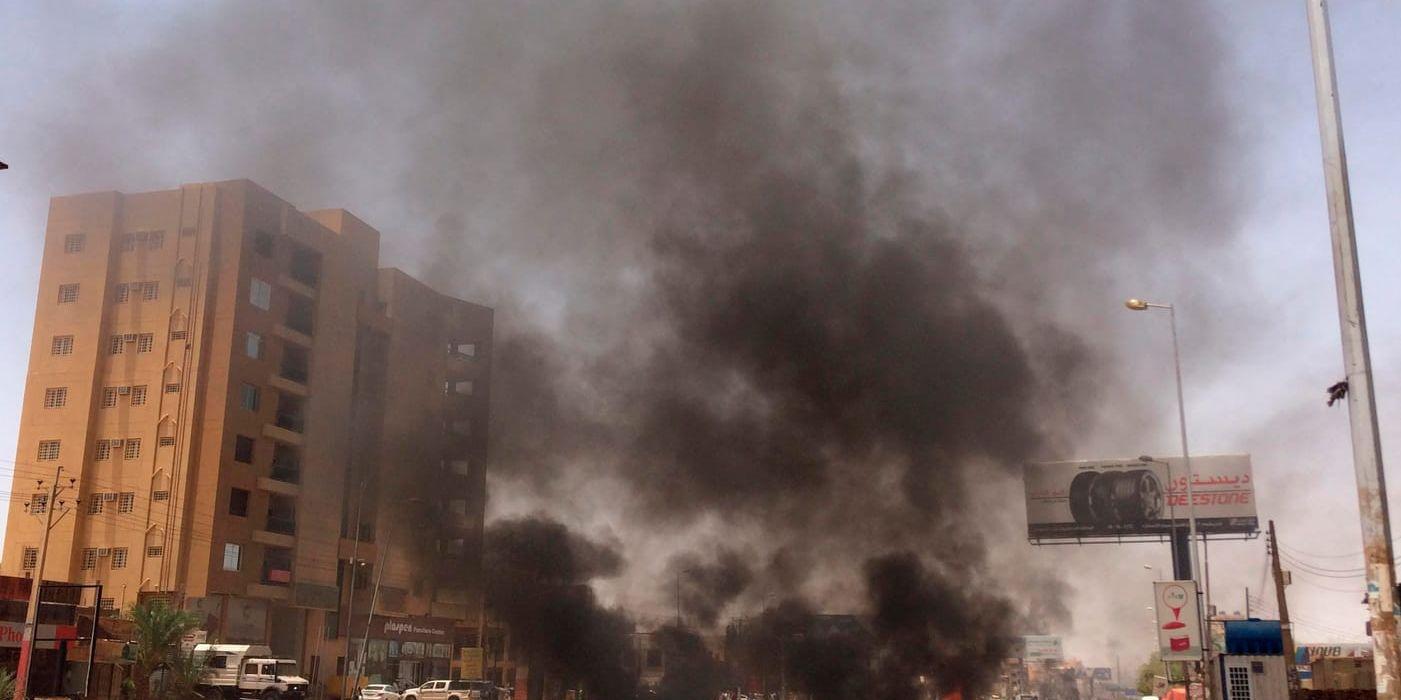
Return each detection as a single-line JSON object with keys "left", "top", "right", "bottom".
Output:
{"left": 1024, "top": 455, "right": 1257, "bottom": 540}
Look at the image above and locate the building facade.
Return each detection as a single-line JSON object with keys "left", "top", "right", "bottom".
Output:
{"left": 0, "top": 180, "right": 493, "bottom": 693}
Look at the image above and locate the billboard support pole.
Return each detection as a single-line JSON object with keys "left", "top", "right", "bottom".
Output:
{"left": 1305, "top": 3, "right": 1401, "bottom": 699}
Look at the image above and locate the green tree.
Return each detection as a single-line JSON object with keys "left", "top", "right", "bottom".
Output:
{"left": 0, "top": 666, "right": 16, "bottom": 700}
{"left": 1135, "top": 652, "right": 1189, "bottom": 696}
{"left": 129, "top": 600, "right": 202, "bottom": 700}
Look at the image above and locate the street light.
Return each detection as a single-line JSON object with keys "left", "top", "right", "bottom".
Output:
{"left": 1126, "top": 298, "right": 1209, "bottom": 690}
{"left": 1123, "top": 300, "right": 1201, "bottom": 589}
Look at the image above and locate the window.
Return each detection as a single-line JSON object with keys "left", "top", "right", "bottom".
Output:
{"left": 240, "top": 383, "right": 260, "bottom": 412}
{"left": 152, "top": 491, "right": 169, "bottom": 502}
{"left": 81, "top": 548, "right": 97, "bottom": 571}
{"left": 119, "top": 234, "right": 136, "bottom": 252}
{"left": 139, "top": 281, "right": 159, "bottom": 301}
{"left": 1228, "top": 666, "right": 1251, "bottom": 700}
{"left": 324, "top": 612, "right": 340, "bottom": 640}
{"left": 234, "top": 435, "right": 255, "bottom": 463}
{"left": 43, "top": 387, "right": 67, "bottom": 409}
{"left": 229, "top": 488, "right": 249, "bottom": 517}
{"left": 120, "top": 231, "right": 164, "bottom": 251}
{"left": 64, "top": 234, "right": 85, "bottom": 253}
{"left": 99, "top": 597, "right": 116, "bottom": 614}
{"left": 147, "top": 231, "right": 164, "bottom": 250}
{"left": 245, "top": 332, "right": 263, "bottom": 359}
{"left": 131, "top": 385, "right": 147, "bottom": 406}
{"left": 112, "top": 548, "right": 128, "bottom": 569}
{"left": 58, "top": 284, "right": 79, "bottom": 304}
{"left": 21, "top": 547, "right": 37, "bottom": 570}
{"left": 254, "top": 231, "right": 274, "bottom": 257}
{"left": 249, "top": 278, "right": 272, "bottom": 310}
{"left": 102, "top": 388, "right": 119, "bottom": 408}
{"left": 159, "top": 436, "right": 176, "bottom": 447}
{"left": 285, "top": 294, "right": 315, "bottom": 335}
{"left": 450, "top": 460, "right": 471, "bottom": 476}
{"left": 170, "top": 330, "right": 187, "bottom": 341}
{"left": 87, "top": 496, "right": 105, "bottom": 515}
{"left": 51, "top": 335, "right": 74, "bottom": 356}
{"left": 95, "top": 439, "right": 114, "bottom": 461}
{"left": 37, "top": 440, "right": 60, "bottom": 461}
{"left": 115, "top": 283, "right": 130, "bottom": 303}
{"left": 29, "top": 494, "right": 48, "bottom": 514}
{"left": 109, "top": 335, "right": 125, "bottom": 355}
{"left": 137, "top": 333, "right": 154, "bottom": 353}
{"left": 223, "top": 543, "right": 242, "bottom": 572}
{"left": 165, "top": 382, "right": 181, "bottom": 393}
{"left": 123, "top": 438, "right": 141, "bottom": 460}
{"left": 118, "top": 492, "right": 135, "bottom": 513}
{"left": 146, "top": 546, "right": 164, "bottom": 558}
{"left": 451, "top": 342, "right": 477, "bottom": 358}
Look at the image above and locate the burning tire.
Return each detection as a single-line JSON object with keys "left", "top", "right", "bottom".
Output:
{"left": 1068, "top": 469, "right": 1163, "bottom": 528}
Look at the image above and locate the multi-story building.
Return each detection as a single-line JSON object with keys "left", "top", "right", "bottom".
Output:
{"left": 0, "top": 180, "right": 494, "bottom": 692}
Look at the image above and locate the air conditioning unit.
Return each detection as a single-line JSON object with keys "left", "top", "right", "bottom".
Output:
{"left": 102, "top": 493, "right": 117, "bottom": 502}
{"left": 97, "top": 548, "right": 111, "bottom": 557}
{"left": 122, "top": 333, "right": 138, "bottom": 343}
{"left": 116, "top": 386, "right": 131, "bottom": 395}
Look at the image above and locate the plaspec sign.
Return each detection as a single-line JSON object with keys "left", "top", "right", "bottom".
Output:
{"left": 1024, "top": 455, "right": 1257, "bottom": 540}
{"left": 1155, "top": 580, "right": 1203, "bottom": 661}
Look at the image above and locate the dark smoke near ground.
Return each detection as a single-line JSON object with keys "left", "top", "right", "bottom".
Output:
{"left": 6, "top": 0, "right": 1254, "bottom": 688}
{"left": 482, "top": 517, "right": 634, "bottom": 697}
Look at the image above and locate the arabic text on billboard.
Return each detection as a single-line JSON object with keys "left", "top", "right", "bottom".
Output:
{"left": 1024, "top": 455, "right": 1258, "bottom": 540}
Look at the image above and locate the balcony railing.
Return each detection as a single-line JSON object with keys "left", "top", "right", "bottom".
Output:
{"left": 266, "top": 515, "right": 296, "bottom": 536}
{"left": 270, "top": 462, "right": 301, "bottom": 484}
{"left": 275, "top": 412, "right": 304, "bottom": 433}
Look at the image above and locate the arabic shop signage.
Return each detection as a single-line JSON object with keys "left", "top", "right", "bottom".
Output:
{"left": 357, "top": 615, "right": 456, "bottom": 642}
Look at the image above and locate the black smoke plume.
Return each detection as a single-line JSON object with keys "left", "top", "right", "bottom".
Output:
{"left": 664, "top": 549, "right": 754, "bottom": 629}
{"left": 482, "top": 517, "right": 634, "bottom": 697}
{"left": 7, "top": 0, "right": 1254, "bottom": 688}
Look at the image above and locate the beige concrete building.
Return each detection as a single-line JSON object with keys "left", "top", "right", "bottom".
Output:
{"left": 0, "top": 180, "right": 494, "bottom": 692}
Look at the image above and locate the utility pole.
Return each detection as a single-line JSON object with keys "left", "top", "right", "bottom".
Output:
{"left": 343, "top": 479, "right": 367, "bottom": 686}
{"left": 1305, "top": 3, "right": 1401, "bottom": 698}
{"left": 1269, "top": 521, "right": 1300, "bottom": 696}
{"left": 14, "top": 466, "right": 73, "bottom": 700}
{"left": 352, "top": 515, "right": 394, "bottom": 699}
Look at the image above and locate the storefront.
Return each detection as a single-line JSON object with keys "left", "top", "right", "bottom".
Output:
{"left": 350, "top": 615, "right": 458, "bottom": 686}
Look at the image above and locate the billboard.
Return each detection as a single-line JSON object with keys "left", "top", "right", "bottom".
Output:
{"left": 1024, "top": 455, "right": 1257, "bottom": 540}
{"left": 1155, "top": 580, "right": 1204, "bottom": 661}
{"left": 1023, "top": 635, "right": 1064, "bottom": 662}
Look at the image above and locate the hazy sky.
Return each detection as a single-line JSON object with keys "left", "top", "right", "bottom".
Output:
{"left": 3, "top": 0, "right": 1401, "bottom": 675}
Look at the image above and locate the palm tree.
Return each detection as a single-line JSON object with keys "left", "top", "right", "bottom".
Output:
{"left": 129, "top": 600, "right": 202, "bottom": 700}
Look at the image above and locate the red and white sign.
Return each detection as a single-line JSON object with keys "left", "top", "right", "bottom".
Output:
{"left": 1155, "top": 580, "right": 1204, "bottom": 661}
{"left": 0, "top": 622, "right": 75, "bottom": 649}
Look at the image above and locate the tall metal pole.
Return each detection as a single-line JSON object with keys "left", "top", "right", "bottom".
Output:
{"left": 1165, "top": 306, "right": 1211, "bottom": 693}
{"left": 1268, "top": 521, "right": 1300, "bottom": 695}
{"left": 354, "top": 519, "right": 392, "bottom": 697}
{"left": 1305, "top": 3, "right": 1401, "bottom": 698}
{"left": 14, "top": 466, "right": 63, "bottom": 700}
{"left": 343, "top": 480, "right": 367, "bottom": 691}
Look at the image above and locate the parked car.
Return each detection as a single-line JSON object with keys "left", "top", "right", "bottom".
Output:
{"left": 358, "top": 685, "right": 402, "bottom": 700}
{"left": 402, "top": 680, "right": 499, "bottom": 700}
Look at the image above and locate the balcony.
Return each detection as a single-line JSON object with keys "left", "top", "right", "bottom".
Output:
{"left": 289, "top": 247, "right": 322, "bottom": 289}
{"left": 260, "top": 546, "right": 295, "bottom": 588}
{"left": 262, "top": 423, "right": 303, "bottom": 446}
{"left": 252, "top": 528, "right": 295, "bottom": 548}
{"left": 284, "top": 295, "right": 315, "bottom": 337}
{"left": 266, "top": 515, "right": 296, "bottom": 536}
{"left": 270, "top": 445, "right": 301, "bottom": 484}
{"left": 275, "top": 394, "right": 306, "bottom": 434}
{"left": 256, "top": 476, "right": 300, "bottom": 497}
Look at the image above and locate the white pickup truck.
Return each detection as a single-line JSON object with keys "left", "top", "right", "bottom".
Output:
{"left": 401, "top": 679, "right": 500, "bottom": 700}
{"left": 192, "top": 643, "right": 310, "bottom": 700}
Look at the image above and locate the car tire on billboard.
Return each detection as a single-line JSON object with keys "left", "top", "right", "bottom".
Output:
{"left": 1073, "top": 469, "right": 1163, "bottom": 526}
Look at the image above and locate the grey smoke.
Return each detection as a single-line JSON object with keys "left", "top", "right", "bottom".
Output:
{"left": 6, "top": 0, "right": 1255, "bottom": 676}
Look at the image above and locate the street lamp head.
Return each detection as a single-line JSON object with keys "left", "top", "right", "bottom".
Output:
{"left": 1125, "top": 298, "right": 1150, "bottom": 311}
